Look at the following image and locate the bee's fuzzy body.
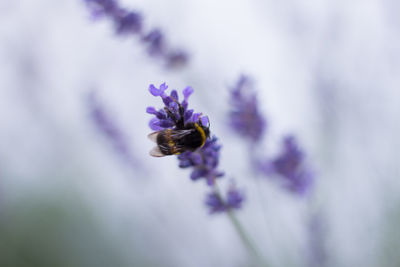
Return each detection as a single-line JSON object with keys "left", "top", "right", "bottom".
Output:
{"left": 149, "top": 123, "right": 209, "bottom": 157}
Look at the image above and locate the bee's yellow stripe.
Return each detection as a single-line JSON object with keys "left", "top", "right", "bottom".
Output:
{"left": 194, "top": 123, "right": 206, "bottom": 148}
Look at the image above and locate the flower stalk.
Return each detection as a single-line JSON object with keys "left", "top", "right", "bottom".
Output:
{"left": 212, "top": 182, "right": 267, "bottom": 267}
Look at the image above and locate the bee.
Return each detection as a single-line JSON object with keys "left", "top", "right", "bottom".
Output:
{"left": 148, "top": 103, "right": 210, "bottom": 157}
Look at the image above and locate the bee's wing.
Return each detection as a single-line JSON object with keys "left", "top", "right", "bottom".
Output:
{"left": 147, "top": 131, "right": 160, "bottom": 143}
{"left": 148, "top": 129, "right": 194, "bottom": 157}
{"left": 170, "top": 129, "right": 194, "bottom": 138}
{"left": 170, "top": 129, "right": 196, "bottom": 154}
{"left": 149, "top": 146, "right": 165, "bottom": 157}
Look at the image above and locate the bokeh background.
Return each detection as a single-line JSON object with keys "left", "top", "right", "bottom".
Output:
{"left": 1, "top": 0, "right": 400, "bottom": 266}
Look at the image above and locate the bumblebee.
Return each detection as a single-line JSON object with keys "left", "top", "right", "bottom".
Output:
{"left": 148, "top": 103, "right": 210, "bottom": 157}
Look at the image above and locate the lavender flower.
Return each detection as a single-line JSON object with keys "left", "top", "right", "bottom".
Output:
{"left": 147, "top": 83, "right": 245, "bottom": 212}
{"left": 84, "top": 0, "right": 118, "bottom": 17}
{"left": 142, "top": 29, "right": 164, "bottom": 55}
{"left": 229, "top": 75, "right": 267, "bottom": 143}
{"left": 87, "top": 91, "right": 137, "bottom": 167}
{"left": 115, "top": 11, "right": 142, "bottom": 35}
{"left": 178, "top": 136, "right": 224, "bottom": 186}
{"left": 83, "top": 0, "right": 188, "bottom": 68}
{"left": 269, "top": 135, "right": 314, "bottom": 195}
{"left": 205, "top": 185, "right": 245, "bottom": 214}
{"left": 147, "top": 83, "right": 223, "bottom": 185}
{"left": 146, "top": 83, "right": 198, "bottom": 130}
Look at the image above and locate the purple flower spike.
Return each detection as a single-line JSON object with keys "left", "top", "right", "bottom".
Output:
{"left": 82, "top": 0, "right": 189, "bottom": 68}
{"left": 87, "top": 91, "right": 137, "bottom": 167}
{"left": 205, "top": 192, "right": 226, "bottom": 213}
{"left": 146, "top": 84, "right": 223, "bottom": 185}
{"left": 205, "top": 185, "right": 245, "bottom": 214}
{"left": 147, "top": 83, "right": 245, "bottom": 213}
{"left": 115, "top": 11, "right": 142, "bottom": 34}
{"left": 84, "top": 0, "right": 118, "bottom": 17}
{"left": 166, "top": 51, "right": 189, "bottom": 68}
{"left": 268, "top": 135, "right": 314, "bottom": 196}
{"left": 229, "top": 75, "right": 267, "bottom": 143}
{"left": 143, "top": 29, "right": 164, "bottom": 55}
{"left": 227, "top": 186, "right": 245, "bottom": 209}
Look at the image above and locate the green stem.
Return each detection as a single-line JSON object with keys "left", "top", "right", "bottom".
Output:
{"left": 213, "top": 183, "right": 268, "bottom": 267}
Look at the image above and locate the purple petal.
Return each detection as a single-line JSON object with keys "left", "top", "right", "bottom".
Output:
{"left": 159, "top": 83, "right": 168, "bottom": 93}
{"left": 183, "top": 86, "right": 194, "bottom": 100}
{"left": 191, "top": 168, "right": 207, "bottom": 180}
{"left": 155, "top": 109, "right": 167, "bottom": 119}
{"left": 168, "top": 101, "right": 178, "bottom": 111}
{"left": 191, "top": 113, "right": 201, "bottom": 123}
{"left": 159, "top": 119, "right": 175, "bottom": 128}
{"left": 170, "top": 90, "right": 179, "bottom": 101}
{"left": 190, "top": 153, "right": 203, "bottom": 165}
{"left": 200, "top": 116, "right": 209, "bottom": 126}
{"left": 184, "top": 109, "right": 194, "bottom": 122}
{"left": 149, "top": 118, "right": 163, "bottom": 131}
{"left": 162, "top": 96, "right": 173, "bottom": 107}
{"left": 146, "top": 106, "right": 157, "bottom": 114}
{"left": 149, "top": 84, "right": 161, "bottom": 96}
{"left": 149, "top": 83, "right": 168, "bottom": 97}
{"left": 227, "top": 187, "right": 245, "bottom": 209}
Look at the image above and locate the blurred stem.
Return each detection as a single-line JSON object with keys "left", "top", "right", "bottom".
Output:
{"left": 213, "top": 183, "right": 268, "bottom": 267}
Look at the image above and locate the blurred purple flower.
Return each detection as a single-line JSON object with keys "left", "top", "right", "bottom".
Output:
{"left": 205, "top": 185, "right": 245, "bottom": 214}
{"left": 84, "top": 0, "right": 118, "bottom": 17}
{"left": 166, "top": 50, "right": 189, "bottom": 68}
{"left": 87, "top": 91, "right": 137, "bottom": 167}
{"left": 83, "top": 0, "right": 188, "bottom": 69}
{"left": 265, "top": 135, "right": 314, "bottom": 195}
{"left": 115, "top": 11, "right": 142, "bottom": 35}
{"left": 142, "top": 29, "right": 164, "bottom": 55}
{"left": 229, "top": 75, "right": 267, "bottom": 143}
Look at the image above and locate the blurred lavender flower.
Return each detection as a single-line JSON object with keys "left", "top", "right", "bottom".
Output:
{"left": 205, "top": 185, "right": 245, "bottom": 214}
{"left": 229, "top": 75, "right": 267, "bottom": 143}
{"left": 83, "top": 0, "right": 188, "bottom": 68}
{"left": 84, "top": 0, "right": 117, "bottom": 17}
{"left": 142, "top": 29, "right": 164, "bottom": 55}
{"left": 165, "top": 50, "right": 189, "bottom": 69}
{"left": 87, "top": 91, "right": 137, "bottom": 167}
{"left": 266, "top": 136, "right": 314, "bottom": 195}
{"left": 115, "top": 11, "right": 142, "bottom": 35}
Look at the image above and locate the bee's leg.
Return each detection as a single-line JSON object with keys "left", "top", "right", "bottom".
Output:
{"left": 164, "top": 103, "right": 186, "bottom": 129}
{"left": 164, "top": 107, "right": 178, "bottom": 123}
{"left": 164, "top": 107, "right": 185, "bottom": 129}
{"left": 176, "top": 103, "right": 185, "bottom": 128}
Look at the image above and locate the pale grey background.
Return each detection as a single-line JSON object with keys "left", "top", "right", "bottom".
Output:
{"left": 0, "top": 0, "right": 399, "bottom": 266}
